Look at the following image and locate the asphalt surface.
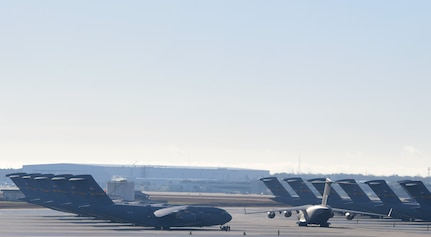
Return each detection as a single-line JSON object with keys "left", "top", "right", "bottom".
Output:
{"left": 1, "top": 207, "right": 431, "bottom": 237}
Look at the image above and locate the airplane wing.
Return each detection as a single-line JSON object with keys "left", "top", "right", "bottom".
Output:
{"left": 332, "top": 207, "right": 390, "bottom": 218}
{"left": 244, "top": 205, "right": 311, "bottom": 215}
{"left": 244, "top": 205, "right": 389, "bottom": 219}
{"left": 153, "top": 205, "right": 189, "bottom": 217}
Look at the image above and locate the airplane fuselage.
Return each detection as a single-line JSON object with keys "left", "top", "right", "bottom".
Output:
{"left": 6, "top": 172, "right": 232, "bottom": 229}
{"left": 298, "top": 205, "right": 333, "bottom": 227}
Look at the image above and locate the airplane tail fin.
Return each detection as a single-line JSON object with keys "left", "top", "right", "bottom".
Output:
{"left": 321, "top": 178, "right": 332, "bottom": 207}
{"left": 260, "top": 177, "right": 295, "bottom": 203}
{"left": 337, "top": 179, "right": 372, "bottom": 203}
{"left": 308, "top": 178, "right": 344, "bottom": 205}
{"left": 398, "top": 180, "right": 431, "bottom": 207}
{"left": 69, "top": 175, "right": 114, "bottom": 205}
{"left": 365, "top": 180, "right": 402, "bottom": 205}
{"left": 284, "top": 177, "right": 320, "bottom": 204}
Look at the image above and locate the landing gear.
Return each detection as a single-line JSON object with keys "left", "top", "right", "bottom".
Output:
{"left": 298, "top": 222, "right": 308, "bottom": 227}
{"left": 297, "top": 222, "right": 330, "bottom": 227}
{"left": 220, "top": 225, "right": 231, "bottom": 231}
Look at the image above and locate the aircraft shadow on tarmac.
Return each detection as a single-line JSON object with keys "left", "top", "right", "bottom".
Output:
{"left": 111, "top": 227, "right": 225, "bottom": 231}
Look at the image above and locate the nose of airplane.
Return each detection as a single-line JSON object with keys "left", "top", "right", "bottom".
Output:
{"left": 222, "top": 211, "right": 232, "bottom": 224}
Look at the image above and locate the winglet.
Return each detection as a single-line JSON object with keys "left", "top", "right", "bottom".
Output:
{"left": 388, "top": 208, "right": 393, "bottom": 217}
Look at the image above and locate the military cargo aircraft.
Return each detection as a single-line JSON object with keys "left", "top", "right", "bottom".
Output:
{"left": 397, "top": 180, "right": 431, "bottom": 221}
{"left": 248, "top": 178, "right": 386, "bottom": 227}
{"left": 365, "top": 179, "right": 423, "bottom": 221}
{"left": 283, "top": 177, "right": 321, "bottom": 205}
{"left": 398, "top": 180, "right": 431, "bottom": 207}
{"left": 260, "top": 177, "right": 303, "bottom": 205}
{"left": 6, "top": 172, "right": 232, "bottom": 229}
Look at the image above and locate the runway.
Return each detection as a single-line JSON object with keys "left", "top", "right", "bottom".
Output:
{"left": 1, "top": 207, "right": 431, "bottom": 236}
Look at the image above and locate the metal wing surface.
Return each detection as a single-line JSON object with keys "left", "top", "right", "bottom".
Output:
{"left": 332, "top": 207, "right": 389, "bottom": 217}
{"left": 153, "top": 205, "right": 189, "bottom": 217}
{"left": 244, "top": 205, "right": 311, "bottom": 214}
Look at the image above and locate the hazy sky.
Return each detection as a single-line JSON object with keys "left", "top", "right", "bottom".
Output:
{"left": 1, "top": 1, "right": 430, "bottom": 176}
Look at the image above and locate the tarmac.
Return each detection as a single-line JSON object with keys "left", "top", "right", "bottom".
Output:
{"left": 2, "top": 207, "right": 431, "bottom": 237}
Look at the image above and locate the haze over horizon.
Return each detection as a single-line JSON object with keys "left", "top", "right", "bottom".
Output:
{"left": 1, "top": 1, "right": 430, "bottom": 177}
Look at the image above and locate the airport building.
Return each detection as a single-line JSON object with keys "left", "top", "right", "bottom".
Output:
{"left": 21, "top": 163, "right": 270, "bottom": 194}
{"left": 1, "top": 188, "right": 24, "bottom": 201}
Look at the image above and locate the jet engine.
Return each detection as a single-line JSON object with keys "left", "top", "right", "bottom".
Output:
{"left": 267, "top": 211, "right": 276, "bottom": 219}
{"left": 283, "top": 211, "right": 292, "bottom": 217}
{"left": 345, "top": 212, "right": 355, "bottom": 220}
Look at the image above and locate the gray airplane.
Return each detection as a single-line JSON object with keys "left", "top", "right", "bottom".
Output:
{"left": 398, "top": 180, "right": 431, "bottom": 207}
{"left": 7, "top": 172, "right": 232, "bottom": 229}
{"left": 308, "top": 178, "right": 358, "bottom": 220}
{"left": 247, "top": 178, "right": 386, "bottom": 227}
{"left": 283, "top": 177, "right": 320, "bottom": 205}
{"left": 365, "top": 179, "right": 422, "bottom": 221}
{"left": 397, "top": 180, "right": 431, "bottom": 221}
{"left": 260, "top": 177, "right": 303, "bottom": 205}
{"left": 335, "top": 179, "right": 389, "bottom": 215}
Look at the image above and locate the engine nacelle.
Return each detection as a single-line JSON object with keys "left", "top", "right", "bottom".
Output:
{"left": 267, "top": 211, "right": 276, "bottom": 219}
{"left": 283, "top": 211, "right": 292, "bottom": 217}
{"left": 345, "top": 212, "right": 355, "bottom": 220}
